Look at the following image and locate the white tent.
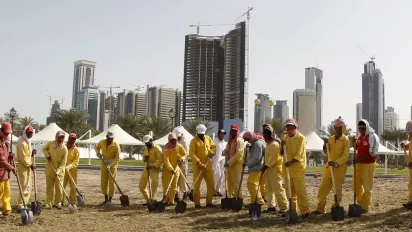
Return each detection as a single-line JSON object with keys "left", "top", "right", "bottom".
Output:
{"left": 31, "top": 123, "right": 68, "bottom": 143}
{"left": 305, "top": 131, "right": 324, "bottom": 151}
{"left": 154, "top": 127, "right": 194, "bottom": 146}
{"left": 79, "top": 124, "right": 143, "bottom": 145}
{"left": 349, "top": 143, "right": 403, "bottom": 154}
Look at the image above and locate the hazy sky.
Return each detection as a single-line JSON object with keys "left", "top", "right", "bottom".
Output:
{"left": 1, "top": 0, "right": 411, "bottom": 131}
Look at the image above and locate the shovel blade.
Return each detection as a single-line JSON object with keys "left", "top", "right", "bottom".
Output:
{"left": 20, "top": 210, "right": 28, "bottom": 225}
{"left": 231, "top": 198, "right": 243, "bottom": 211}
{"left": 77, "top": 195, "right": 86, "bottom": 208}
{"left": 147, "top": 200, "right": 158, "bottom": 212}
{"left": 27, "top": 210, "right": 34, "bottom": 224}
{"left": 175, "top": 201, "right": 187, "bottom": 214}
{"left": 331, "top": 206, "right": 345, "bottom": 221}
{"left": 221, "top": 198, "right": 232, "bottom": 210}
{"left": 120, "top": 195, "right": 130, "bottom": 207}
{"left": 348, "top": 204, "right": 362, "bottom": 217}
{"left": 188, "top": 190, "right": 194, "bottom": 202}
{"left": 250, "top": 204, "right": 262, "bottom": 221}
{"left": 68, "top": 204, "right": 78, "bottom": 214}
{"left": 31, "top": 201, "right": 42, "bottom": 215}
{"left": 157, "top": 202, "right": 167, "bottom": 213}
{"left": 285, "top": 210, "right": 298, "bottom": 224}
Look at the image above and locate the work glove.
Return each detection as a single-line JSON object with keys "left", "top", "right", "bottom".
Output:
{"left": 46, "top": 156, "right": 52, "bottom": 161}
{"left": 106, "top": 164, "right": 111, "bottom": 171}
{"left": 260, "top": 165, "right": 268, "bottom": 172}
{"left": 32, "top": 149, "right": 37, "bottom": 156}
{"left": 66, "top": 165, "right": 72, "bottom": 171}
{"left": 97, "top": 153, "right": 103, "bottom": 159}
{"left": 224, "top": 162, "right": 229, "bottom": 168}
{"left": 197, "top": 162, "right": 206, "bottom": 170}
{"left": 328, "top": 161, "right": 339, "bottom": 167}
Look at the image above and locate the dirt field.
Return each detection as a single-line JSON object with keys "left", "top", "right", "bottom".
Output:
{"left": 2, "top": 168, "right": 412, "bottom": 232}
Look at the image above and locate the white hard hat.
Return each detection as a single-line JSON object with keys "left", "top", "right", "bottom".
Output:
{"left": 143, "top": 131, "right": 153, "bottom": 143}
{"left": 196, "top": 124, "right": 207, "bottom": 135}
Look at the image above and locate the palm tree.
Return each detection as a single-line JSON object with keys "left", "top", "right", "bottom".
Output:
{"left": 143, "top": 117, "right": 171, "bottom": 140}
{"left": 320, "top": 124, "right": 352, "bottom": 138}
{"left": 183, "top": 118, "right": 215, "bottom": 136}
{"left": 3, "top": 111, "right": 20, "bottom": 122}
{"left": 265, "top": 118, "right": 285, "bottom": 138}
{"left": 52, "top": 109, "right": 90, "bottom": 135}
{"left": 116, "top": 115, "right": 146, "bottom": 139}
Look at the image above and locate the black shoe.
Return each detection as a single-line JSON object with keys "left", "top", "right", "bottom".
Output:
{"left": 142, "top": 203, "right": 148, "bottom": 207}
{"left": 206, "top": 204, "right": 216, "bottom": 208}
{"left": 302, "top": 213, "right": 310, "bottom": 218}
{"left": 174, "top": 194, "right": 180, "bottom": 202}
{"left": 311, "top": 210, "right": 323, "bottom": 215}
{"left": 263, "top": 196, "right": 268, "bottom": 203}
{"left": 182, "top": 192, "right": 188, "bottom": 201}
{"left": 360, "top": 209, "right": 368, "bottom": 214}
{"left": 279, "top": 209, "right": 287, "bottom": 217}
{"left": 195, "top": 205, "right": 202, "bottom": 209}
{"left": 263, "top": 207, "right": 277, "bottom": 214}
{"left": 216, "top": 192, "right": 223, "bottom": 197}
{"left": 402, "top": 202, "right": 412, "bottom": 209}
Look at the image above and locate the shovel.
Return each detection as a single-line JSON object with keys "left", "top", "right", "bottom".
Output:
{"left": 30, "top": 153, "right": 42, "bottom": 215}
{"left": 348, "top": 147, "right": 362, "bottom": 217}
{"left": 231, "top": 148, "right": 248, "bottom": 211}
{"left": 188, "top": 159, "right": 210, "bottom": 202}
{"left": 51, "top": 164, "right": 78, "bottom": 214}
{"left": 283, "top": 146, "right": 298, "bottom": 224}
{"left": 175, "top": 168, "right": 188, "bottom": 214}
{"left": 326, "top": 144, "right": 344, "bottom": 221}
{"left": 146, "top": 164, "right": 157, "bottom": 213}
{"left": 100, "top": 158, "right": 129, "bottom": 207}
{"left": 11, "top": 157, "right": 34, "bottom": 225}
{"left": 157, "top": 173, "right": 175, "bottom": 213}
{"left": 221, "top": 167, "right": 232, "bottom": 210}
{"left": 250, "top": 170, "right": 265, "bottom": 221}
{"left": 66, "top": 170, "right": 86, "bottom": 208}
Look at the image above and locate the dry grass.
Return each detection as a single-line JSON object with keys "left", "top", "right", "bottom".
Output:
{"left": 2, "top": 168, "right": 412, "bottom": 232}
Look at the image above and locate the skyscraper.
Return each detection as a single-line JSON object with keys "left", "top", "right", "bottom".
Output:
{"left": 147, "top": 86, "right": 182, "bottom": 126}
{"left": 99, "top": 91, "right": 106, "bottom": 131}
{"left": 356, "top": 103, "right": 362, "bottom": 134}
{"left": 71, "top": 60, "right": 96, "bottom": 109}
{"left": 46, "top": 100, "right": 61, "bottom": 125}
{"left": 305, "top": 67, "right": 323, "bottom": 135}
{"left": 273, "top": 100, "right": 289, "bottom": 121}
{"left": 293, "top": 89, "right": 316, "bottom": 135}
{"left": 114, "top": 90, "right": 126, "bottom": 121}
{"left": 384, "top": 106, "right": 399, "bottom": 131}
{"left": 182, "top": 22, "right": 246, "bottom": 128}
{"left": 76, "top": 85, "right": 101, "bottom": 130}
{"left": 254, "top": 94, "right": 271, "bottom": 132}
{"left": 362, "top": 60, "right": 385, "bottom": 137}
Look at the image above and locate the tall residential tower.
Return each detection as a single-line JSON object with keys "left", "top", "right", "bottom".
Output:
{"left": 71, "top": 60, "right": 96, "bottom": 109}
{"left": 305, "top": 67, "right": 323, "bottom": 135}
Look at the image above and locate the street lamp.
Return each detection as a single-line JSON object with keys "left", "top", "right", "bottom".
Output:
{"left": 9, "top": 107, "right": 17, "bottom": 143}
{"left": 169, "top": 108, "right": 176, "bottom": 132}
{"left": 254, "top": 99, "right": 275, "bottom": 129}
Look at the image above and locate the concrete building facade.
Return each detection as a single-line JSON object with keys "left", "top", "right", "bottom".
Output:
{"left": 71, "top": 60, "right": 96, "bottom": 109}
{"left": 305, "top": 67, "right": 323, "bottom": 135}
{"left": 76, "top": 85, "right": 101, "bottom": 130}
{"left": 293, "top": 89, "right": 316, "bottom": 136}
{"left": 356, "top": 103, "right": 363, "bottom": 134}
{"left": 254, "top": 93, "right": 271, "bottom": 132}
{"left": 273, "top": 100, "right": 289, "bottom": 121}
{"left": 384, "top": 106, "right": 399, "bottom": 131}
{"left": 147, "top": 86, "right": 181, "bottom": 127}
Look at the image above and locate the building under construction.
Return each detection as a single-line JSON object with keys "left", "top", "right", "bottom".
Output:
{"left": 183, "top": 22, "right": 246, "bottom": 128}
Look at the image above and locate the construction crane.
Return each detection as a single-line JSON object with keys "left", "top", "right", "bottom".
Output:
{"left": 47, "top": 95, "right": 64, "bottom": 113}
{"left": 234, "top": 7, "right": 253, "bottom": 130}
{"left": 128, "top": 84, "right": 145, "bottom": 92}
{"left": 189, "top": 21, "right": 234, "bottom": 34}
{"left": 98, "top": 85, "right": 121, "bottom": 125}
{"left": 356, "top": 45, "right": 375, "bottom": 61}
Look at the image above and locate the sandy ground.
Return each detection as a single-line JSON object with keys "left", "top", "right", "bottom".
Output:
{"left": 2, "top": 168, "right": 412, "bottom": 232}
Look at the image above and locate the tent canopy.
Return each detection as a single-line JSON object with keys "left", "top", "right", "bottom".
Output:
{"left": 79, "top": 124, "right": 143, "bottom": 146}
{"left": 305, "top": 131, "right": 324, "bottom": 151}
{"left": 31, "top": 123, "right": 68, "bottom": 143}
{"left": 154, "top": 126, "right": 194, "bottom": 146}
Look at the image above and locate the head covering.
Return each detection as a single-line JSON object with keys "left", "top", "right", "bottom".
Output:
{"left": 333, "top": 116, "right": 347, "bottom": 134}
{"left": 196, "top": 124, "right": 207, "bottom": 135}
{"left": 22, "top": 126, "right": 35, "bottom": 150}
{"left": 243, "top": 131, "right": 257, "bottom": 144}
{"left": 55, "top": 130, "right": 65, "bottom": 146}
{"left": 165, "top": 133, "right": 178, "bottom": 150}
{"left": 172, "top": 126, "right": 184, "bottom": 137}
{"left": 143, "top": 131, "right": 153, "bottom": 143}
{"left": 263, "top": 124, "right": 281, "bottom": 143}
{"left": 25, "top": 126, "right": 34, "bottom": 134}
{"left": 358, "top": 119, "right": 374, "bottom": 134}
{"left": 218, "top": 129, "right": 226, "bottom": 135}
{"left": 227, "top": 124, "right": 240, "bottom": 160}
{"left": 284, "top": 118, "right": 298, "bottom": 137}
{"left": 67, "top": 133, "right": 77, "bottom": 148}
{"left": 1, "top": 122, "right": 12, "bottom": 134}
{"left": 106, "top": 131, "right": 114, "bottom": 139}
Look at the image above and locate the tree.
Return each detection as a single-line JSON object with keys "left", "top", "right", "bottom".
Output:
{"left": 265, "top": 118, "right": 285, "bottom": 138}
{"left": 116, "top": 115, "right": 146, "bottom": 139}
{"left": 143, "top": 117, "right": 171, "bottom": 140}
{"left": 18, "top": 116, "right": 36, "bottom": 128}
{"left": 52, "top": 109, "right": 90, "bottom": 135}
{"left": 3, "top": 112, "right": 20, "bottom": 122}
{"left": 183, "top": 118, "right": 215, "bottom": 136}
{"left": 320, "top": 124, "right": 353, "bottom": 138}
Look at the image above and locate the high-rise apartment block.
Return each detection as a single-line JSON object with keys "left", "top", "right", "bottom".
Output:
{"left": 147, "top": 86, "right": 181, "bottom": 127}
{"left": 305, "top": 67, "right": 323, "bottom": 135}
{"left": 76, "top": 85, "right": 102, "bottom": 130}
{"left": 273, "top": 100, "right": 289, "bottom": 121}
{"left": 71, "top": 60, "right": 96, "bottom": 109}
{"left": 384, "top": 106, "right": 399, "bottom": 131}
{"left": 293, "top": 89, "right": 316, "bottom": 135}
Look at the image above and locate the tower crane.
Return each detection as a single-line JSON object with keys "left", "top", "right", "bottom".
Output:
{"left": 98, "top": 85, "right": 121, "bottom": 125}
{"left": 356, "top": 45, "right": 375, "bottom": 61}
{"left": 234, "top": 7, "right": 253, "bottom": 130}
{"left": 189, "top": 21, "right": 234, "bottom": 34}
{"left": 128, "top": 84, "right": 145, "bottom": 92}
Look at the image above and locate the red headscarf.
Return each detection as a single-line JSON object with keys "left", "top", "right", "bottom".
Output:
{"left": 165, "top": 133, "right": 178, "bottom": 150}
{"left": 67, "top": 133, "right": 77, "bottom": 148}
{"left": 227, "top": 124, "right": 240, "bottom": 160}
{"left": 285, "top": 118, "right": 298, "bottom": 137}
{"left": 243, "top": 131, "right": 257, "bottom": 144}
{"left": 263, "top": 124, "right": 281, "bottom": 143}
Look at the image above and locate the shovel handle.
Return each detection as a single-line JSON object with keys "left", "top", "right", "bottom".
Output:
{"left": 66, "top": 169, "right": 83, "bottom": 196}
{"left": 162, "top": 173, "right": 175, "bottom": 203}
{"left": 11, "top": 157, "right": 28, "bottom": 207}
{"left": 99, "top": 157, "right": 125, "bottom": 196}
{"left": 235, "top": 147, "right": 249, "bottom": 199}
{"left": 326, "top": 144, "right": 338, "bottom": 196}
{"left": 146, "top": 160, "right": 153, "bottom": 200}
{"left": 32, "top": 153, "right": 38, "bottom": 201}
{"left": 283, "top": 145, "right": 292, "bottom": 201}
{"left": 254, "top": 169, "right": 265, "bottom": 204}
{"left": 191, "top": 159, "right": 210, "bottom": 189}
{"left": 178, "top": 168, "right": 191, "bottom": 190}
{"left": 50, "top": 161, "right": 73, "bottom": 205}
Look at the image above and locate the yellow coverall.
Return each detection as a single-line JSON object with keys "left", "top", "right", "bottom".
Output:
{"left": 405, "top": 143, "right": 412, "bottom": 202}
{"left": 265, "top": 140, "right": 288, "bottom": 210}
{"left": 283, "top": 132, "right": 310, "bottom": 215}
{"left": 260, "top": 172, "right": 267, "bottom": 199}
{"left": 43, "top": 141, "right": 68, "bottom": 207}
{"left": 163, "top": 144, "right": 187, "bottom": 204}
{"left": 63, "top": 146, "right": 80, "bottom": 204}
{"left": 315, "top": 135, "right": 349, "bottom": 213}
{"left": 0, "top": 180, "right": 11, "bottom": 215}
{"left": 95, "top": 139, "right": 120, "bottom": 197}
{"left": 190, "top": 136, "right": 216, "bottom": 205}
{"left": 16, "top": 137, "right": 32, "bottom": 209}
{"left": 139, "top": 144, "right": 163, "bottom": 202}
{"left": 226, "top": 138, "right": 245, "bottom": 198}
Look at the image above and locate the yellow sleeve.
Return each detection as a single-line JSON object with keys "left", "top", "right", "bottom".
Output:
{"left": 189, "top": 139, "right": 200, "bottom": 164}
{"left": 58, "top": 147, "right": 68, "bottom": 170}
{"left": 164, "top": 150, "right": 174, "bottom": 172}
{"left": 209, "top": 137, "right": 216, "bottom": 155}
{"left": 42, "top": 142, "right": 51, "bottom": 159}
{"left": 335, "top": 138, "right": 350, "bottom": 165}
{"left": 267, "top": 143, "right": 279, "bottom": 168}
{"left": 228, "top": 139, "right": 244, "bottom": 166}
{"left": 95, "top": 141, "right": 102, "bottom": 154}
{"left": 153, "top": 146, "right": 163, "bottom": 168}
{"left": 71, "top": 148, "right": 80, "bottom": 168}
{"left": 179, "top": 145, "right": 188, "bottom": 160}
{"left": 114, "top": 143, "right": 120, "bottom": 164}
{"left": 17, "top": 142, "right": 31, "bottom": 167}
{"left": 143, "top": 147, "right": 149, "bottom": 157}
{"left": 292, "top": 137, "right": 305, "bottom": 162}
{"left": 404, "top": 144, "right": 410, "bottom": 151}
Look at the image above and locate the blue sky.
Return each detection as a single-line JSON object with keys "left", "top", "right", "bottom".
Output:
{"left": 1, "top": 0, "right": 411, "bottom": 131}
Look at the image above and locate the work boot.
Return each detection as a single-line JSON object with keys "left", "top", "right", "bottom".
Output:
{"left": 44, "top": 203, "right": 53, "bottom": 209}
{"left": 106, "top": 197, "right": 112, "bottom": 205}
{"left": 174, "top": 194, "right": 180, "bottom": 202}
{"left": 262, "top": 196, "right": 268, "bottom": 203}
{"left": 206, "top": 204, "right": 216, "bottom": 208}
{"left": 99, "top": 195, "right": 109, "bottom": 206}
{"left": 279, "top": 209, "right": 287, "bottom": 217}
{"left": 311, "top": 210, "right": 323, "bottom": 215}
{"left": 195, "top": 205, "right": 202, "bottom": 209}
{"left": 402, "top": 202, "right": 412, "bottom": 209}
{"left": 263, "top": 207, "right": 277, "bottom": 214}
{"left": 360, "top": 209, "right": 368, "bottom": 214}
{"left": 182, "top": 192, "right": 188, "bottom": 201}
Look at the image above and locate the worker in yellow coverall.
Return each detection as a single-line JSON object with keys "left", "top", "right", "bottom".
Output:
{"left": 400, "top": 120, "right": 412, "bottom": 210}
{"left": 16, "top": 126, "right": 35, "bottom": 210}
{"left": 139, "top": 132, "right": 163, "bottom": 206}
{"left": 63, "top": 133, "right": 80, "bottom": 205}
{"left": 43, "top": 130, "right": 68, "bottom": 209}
{"left": 163, "top": 133, "right": 188, "bottom": 205}
{"left": 262, "top": 124, "right": 288, "bottom": 216}
{"left": 281, "top": 118, "right": 310, "bottom": 217}
{"left": 313, "top": 117, "right": 349, "bottom": 214}
{"left": 96, "top": 131, "right": 120, "bottom": 206}
{"left": 190, "top": 124, "right": 216, "bottom": 208}
{"left": 224, "top": 124, "right": 245, "bottom": 199}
